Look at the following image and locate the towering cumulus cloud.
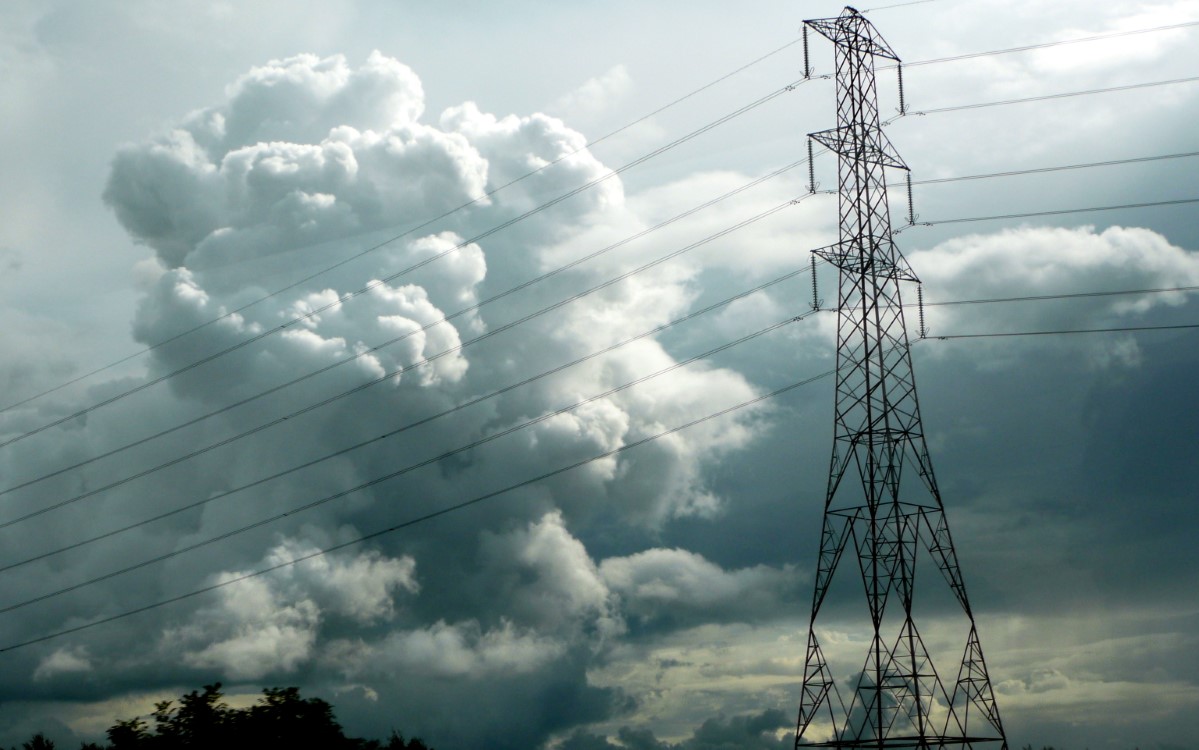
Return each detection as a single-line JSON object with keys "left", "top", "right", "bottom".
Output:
{"left": 0, "top": 51, "right": 775, "bottom": 749}
{"left": 5, "top": 45, "right": 1198, "bottom": 750}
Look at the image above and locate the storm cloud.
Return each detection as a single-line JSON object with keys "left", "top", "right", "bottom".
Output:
{"left": 1, "top": 3, "right": 1198, "bottom": 749}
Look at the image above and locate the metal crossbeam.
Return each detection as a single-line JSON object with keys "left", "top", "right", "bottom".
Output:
{"left": 793, "top": 8, "right": 1008, "bottom": 749}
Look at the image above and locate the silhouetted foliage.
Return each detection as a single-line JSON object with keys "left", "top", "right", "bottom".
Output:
{"left": 16, "top": 683, "right": 432, "bottom": 750}
{"left": 20, "top": 734, "right": 55, "bottom": 750}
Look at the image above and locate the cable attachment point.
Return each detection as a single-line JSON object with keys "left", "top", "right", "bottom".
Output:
{"left": 810, "top": 254, "right": 823, "bottom": 311}
{"left": 917, "top": 284, "right": 929, "bottom": 339}
{"left": 906, "top": 172, "right": 916, "bottom": 226}
{"left": 808, "top": 139, "right": 817, "bottom": 194}
{"left": 803, "top": 26, "right": 811, "bottom": 79}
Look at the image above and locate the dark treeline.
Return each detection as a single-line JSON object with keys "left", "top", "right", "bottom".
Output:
{"left": 12, "top": 683, "right": 431, "bottom": 750}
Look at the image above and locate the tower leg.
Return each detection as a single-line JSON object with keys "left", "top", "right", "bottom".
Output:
{"left": 794, "top": 8, "right": 1007, "bottom": 749}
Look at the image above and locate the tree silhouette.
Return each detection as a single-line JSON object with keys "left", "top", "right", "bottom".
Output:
{"left": 238, "top": 686, "right": 349, "bottom": 747}
{"left": 5, "top": 683, "right": 436, "bottom": 749}
{"left": 150, "top": 683, "right": 230, "bottom": 747}
{"left": 19, "top": 734, "right": 55, "bottom": 750}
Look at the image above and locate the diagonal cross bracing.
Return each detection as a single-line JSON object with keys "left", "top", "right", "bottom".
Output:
{"left": 793, "top": 8, "right": 1008, "bottom": 750}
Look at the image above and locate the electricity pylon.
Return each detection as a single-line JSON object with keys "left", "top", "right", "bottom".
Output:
{"left": 793, "top": 8, "right": 1007, "bottom": 749}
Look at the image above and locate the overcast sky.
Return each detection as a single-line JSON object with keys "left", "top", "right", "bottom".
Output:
{"left": 1, "top": 1, "right": 1197, "bottom": 748}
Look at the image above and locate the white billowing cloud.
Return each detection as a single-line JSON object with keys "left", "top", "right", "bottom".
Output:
{"left": 586, "top": 621, "right": 809, "bottom": 742}
{"left": 32, "top": 646, "right": 92, "bottom": 681}
{"left": 163, "top": 540, "right": 418, "bottom": 680}
{"left": 915, "top": 225, "right": 1199, "bottom": 302}
{"left": 264, "top": 539, "right": 420, "bottom": 622}
{"left": 316, "top": 515, "right": 611, "bottom": 682}
{"left": 436, "top": 99, "right": 625, "bottom": 223}
{"left": 0, "top": 48, "right": 790, "bottom": 748}
{"left": 3, "top": 1, "right": 1199, "bottom": 747}
{"left": 169, "top": 575, "right": 320, "bottom": 680}
{"left": 600, "top": 548, "right": 799, "bottom": 624}
{"left": 909, "top": 225, "right": 1199, "bottom": 365}
{"left": 352, "top": 619, "right": 567, "bottom": 679}
{"left": 211, "top": 50, "right": 428, "bottom": 152}
{"left": 480, "top": 511, "right": 623, "bottom": 639}
{"left": 90, "top": 47, "right": 770, "bottom": 554}
{"left": 104, "top": 51, "right": 488, "bottom": 270}
{"left": 123, "top": 233, "right": 485, "bottom": 418}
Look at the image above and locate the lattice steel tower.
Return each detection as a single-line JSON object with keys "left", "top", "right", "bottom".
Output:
{"left": 793, "top": 8, "right": 1007, "bottom": 749}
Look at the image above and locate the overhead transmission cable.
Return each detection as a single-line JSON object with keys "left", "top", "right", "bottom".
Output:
{"left": 0, "top": 157, "right": 816, "bottom": 503}
{"left": 7, "top": 144, "right": 1191, "bottom": 509}
{"left": 0, "top": 266, "right": 820, "bottom": 574}
{"left": 862, "top": 0, "right": 942, "bottom": 12}
{"left": 8, "top": 300, "right": 1195, "bottom": 649}
{"left": 5, "top": 16, "right": 1192, "bottom": 418}
{"left": 0, "top": 368, "right": 831, "bottom": 655}
{"left": 924, "top": 285, "right": 1199, "bottom": 307}
{"left": 902, "top": 197, "right": 1199, "bottom": 229}
{"left": 7, "top": 17, "right": 1191, "bottom": 422}
{"left": 10, "top": 287, "right": 1199, "bottom": 639}
{"left": 0, "top": 312, "right": 814, "bottom": 616}
{"left": 823, "top": 286, "right": 1199, "bottom": 315}
{"left": 5, "top": 11, "right": 1197, "bottom": 653}
{"left": 896, "top": 151, "right": 1199, "bottom": 187}
{"left": 931, "top": 323, "right": 1199, "bottom": 340}
{"left": 908, "top": 75, "right": 1199, "bottom": 116}
{"left": 13, "top": 276, "right": 1195, "bottom": 570}
{"left": 890, "top": 19, "right": 1199, "bottom": 69}
{"left": 11, "top": 278, "right": 1197, "bottom": 575}
{"left": 0, "top": 76, "right": 812, "bottom": 449}
{"left": 7, "top": 146, "right": 1191, "bottom": 505}
{"left": 0, "top": 193, "right": 820, "bottom": 528}
{"left": 0, "top": 37, "right": 805, "bottom": 417}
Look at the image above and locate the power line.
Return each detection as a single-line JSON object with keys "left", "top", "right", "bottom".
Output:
{"left": 924, "top": 285, "right": 1199, "bottom": 307}
{"left": 794, "top": 10, "right": 1007, "bottom": 744}
{"left": 862, "top": 0, "right": 942, "bottom": 12}
{"left": 902, "top": 151, "right": 1199, "bottom": 186}
{"left": 823, "top": 285, "right": 1199, "bottom": 314}
{"left": 0, "top": 266, "right": 813, "bottom": 574}
{"left": 8, "top": 19, "right": 1196, "bottom": 421}
{"left": 15, "top": 274, "right": 1191, "bottom": 567}
{"left": 896, "top": 19, "right": 1199, "bottom": 69}
{"left": 0, "top": 38, "right": 805, "bottom": 417}
{"left": 930, "top": 322, "right": 1199, "bottom": 340}
{"left": 0, "top": 159, "right": 813, "bottom": 504}
{"left": 10, "top": 284, "right": 1198, "bottom": 639}
{"left": 9, "top": 11, "right": 1199, "bottom": 646}
{"left": 910, "top": 75, "right": 1199, "bottom": 116}
{"left": 7, "top": 149, "right": 1190, "bottom": 524}
{"left": 28, "top": 145, "right": 1185, "bottom": 506}
{"left": 0, "top": 194, "right": 813, "bottom": 528}
{"left": 6, "top": 164, "right": 1186, "bottom": 525}
{"left": 0, "top": 78, "right": 810, "bottom": 446}
{"left": 0, "top": 314, "right": 813, "bottom": 619}
{"left": 16, "top": 278, "right": 1197, "bottom": 590}
{"left": 0, "top": 370, "right": 828, "bottom": 654}
{"left": 903, "top": 197, "right": 1199, "bottom": 228}
{"left": 5, "top": 6, "right": 1197, "bottom": 667}
{"left": 16, "top": 277, "right": 1192, "bottom": 582}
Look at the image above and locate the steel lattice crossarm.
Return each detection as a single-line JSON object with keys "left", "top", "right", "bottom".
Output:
{"left": 792, "top": 8, "right": 1008, "bottom": 750}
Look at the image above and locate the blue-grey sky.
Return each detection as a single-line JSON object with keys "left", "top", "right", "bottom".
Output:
{"left": 1, "top": 1, "right": 1197, "bottom": 748}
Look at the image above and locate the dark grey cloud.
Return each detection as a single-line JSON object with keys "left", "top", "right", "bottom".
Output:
{"left": 560, "top": 709, "right": 792, "bottom": 750}
{"left": 2, "top": 2, "right": 1199, "bottom": 749}
{"left": 0, "top": 47, "right": 793, "bottom": 749}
